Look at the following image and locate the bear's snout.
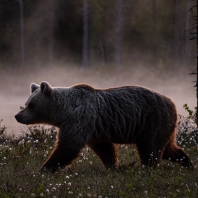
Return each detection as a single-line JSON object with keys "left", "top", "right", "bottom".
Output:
{"left": 15, "top": 113, "right": 21, "bottom": 122}
{"left": 15, "top": 113, "right": 26, "bottom": 124}
{"left": 15, "top": 111, "right": 35, "bottom": 125}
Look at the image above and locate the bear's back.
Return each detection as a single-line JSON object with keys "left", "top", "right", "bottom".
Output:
{"left": 91, "top": 85, "right": 177, "bottom": 143}
{"left": 96, "top": 85, "right": 174, "bottom": 110}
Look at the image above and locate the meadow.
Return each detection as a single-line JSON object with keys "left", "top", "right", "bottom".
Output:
{"left": 0, "top": 116, "right": 197, "bottom": 198}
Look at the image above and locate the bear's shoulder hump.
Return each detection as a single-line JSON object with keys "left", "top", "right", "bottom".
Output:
{"left": 72, "top": 84, "right": 95, "bottom": 92}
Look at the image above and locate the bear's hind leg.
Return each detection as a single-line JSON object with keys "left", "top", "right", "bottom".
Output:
{"left": 162, "top": 142, "right": 194, "bottom": 169}
{"left": 88, "top": 142, "right": 118, "bottom": 169}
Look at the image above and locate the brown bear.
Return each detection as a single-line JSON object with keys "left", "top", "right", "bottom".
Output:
{"left": 15, "top": 81, "right": 193, "bottom": 172}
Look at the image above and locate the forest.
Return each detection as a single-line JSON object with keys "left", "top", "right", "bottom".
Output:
{"left": 0, "top": 0, "right": 196, "bottom": 71}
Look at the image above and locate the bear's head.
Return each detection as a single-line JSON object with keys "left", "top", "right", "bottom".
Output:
{"left": 15, "top": 81, "right": 54, "bottom": 125}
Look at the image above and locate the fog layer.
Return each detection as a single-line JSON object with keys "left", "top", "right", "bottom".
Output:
{"left": 0, "top": 63, "right": 196, "bottom": 134}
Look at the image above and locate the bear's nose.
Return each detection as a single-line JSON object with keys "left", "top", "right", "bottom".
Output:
{"left": 15, "top": 114, "right": 20, "bottom": 121}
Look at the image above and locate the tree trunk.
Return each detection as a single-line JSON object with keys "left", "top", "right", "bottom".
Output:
{"left": 173, "top": 0, "right": 182, "bottom": 74}
{"left": 82, "top": 0, "right": 88, "bottom": 71}
{"left": 48, "top": 0, "right": 55, "bottom": 64}
{"left": 18, "top": 0, "right": 25, "bottom": 67}
{"left": 185, "top": 1, "right": 191, "bottom": 67}
{"left": 152, "top": 0, "right": 157, "bottom": 23}
{"left": 114, "top": 0, "right": 122, "bottom": 73}
{"left": 196, "top": 0, "right": 198, "bottom": 126}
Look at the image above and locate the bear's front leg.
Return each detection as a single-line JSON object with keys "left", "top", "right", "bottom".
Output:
{"left": 41, "top": 135, "right": 86, "bottom": 173}
{"left": 41, "top": 146, "right": 80, "bottom": 173}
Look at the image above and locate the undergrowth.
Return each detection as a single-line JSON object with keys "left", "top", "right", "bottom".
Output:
{"left": 0, "top": 116, "right": 197, "bottom": 198}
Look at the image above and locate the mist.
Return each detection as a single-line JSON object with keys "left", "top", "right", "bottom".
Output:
{"left": 0, "top": 0, "right": 197, "bottom": 133}
{"left": 0, "top": 62, "right": 196, "bottom": 134}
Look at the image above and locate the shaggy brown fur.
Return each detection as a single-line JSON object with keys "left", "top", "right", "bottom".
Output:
{"left": 15, "top": 82, "right": 193, "bottom": 172}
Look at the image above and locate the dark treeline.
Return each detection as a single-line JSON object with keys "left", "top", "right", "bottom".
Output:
{"left": 0, "top": 0, "right": 195, "bottom": 70}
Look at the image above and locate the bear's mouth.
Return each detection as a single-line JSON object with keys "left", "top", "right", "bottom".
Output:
{"left": 15, "top": 113, "right": 28, "bottom": 124}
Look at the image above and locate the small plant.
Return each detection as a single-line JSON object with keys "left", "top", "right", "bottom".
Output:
{"left": 183, "top": 104, "right": 197, "bottom": 124}
{"left": 0, "top": 119, "right": 6, "bottom": 135}
{"left": 177, "top": 108, "right": 198, "bottom": 148}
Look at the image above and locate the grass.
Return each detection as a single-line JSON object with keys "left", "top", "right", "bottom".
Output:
{"left": 0, "top": 117, "right": 198, "bottom": 198}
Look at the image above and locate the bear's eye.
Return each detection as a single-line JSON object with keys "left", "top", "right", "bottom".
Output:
{"left": 28, "top": 103, "right": 34, "bottom": 110}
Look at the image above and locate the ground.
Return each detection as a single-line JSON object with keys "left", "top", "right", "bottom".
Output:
{"left": 0, "top": 118, "right": 198, "bottom": 197}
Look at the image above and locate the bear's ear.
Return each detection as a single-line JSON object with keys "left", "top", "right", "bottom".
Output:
{"left": 30, "top": 83, "right": 39, "bottom": 93}
{"left": 40, "top": 81, "right": 52, "bottom": 96}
